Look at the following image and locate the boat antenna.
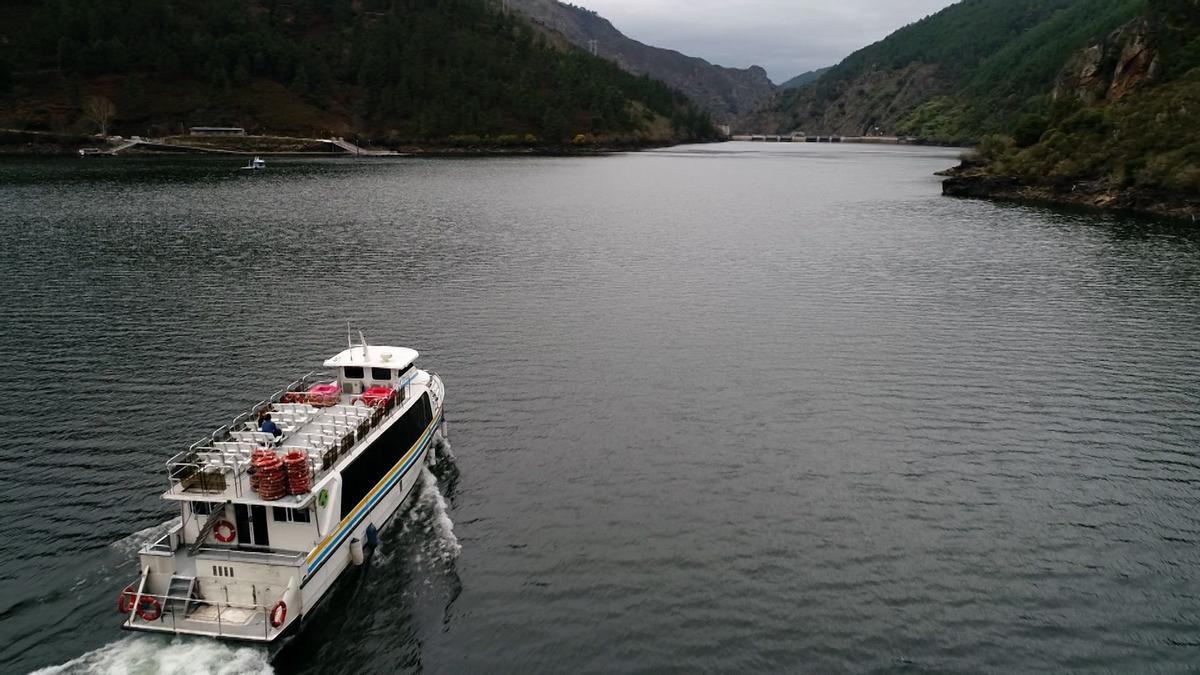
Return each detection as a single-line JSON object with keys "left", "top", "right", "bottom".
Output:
{"left": 347, "top": 321, "right": 353, "bottom": 350}
{"left": 359, "top": 330, "right": 370, "bottom": 359}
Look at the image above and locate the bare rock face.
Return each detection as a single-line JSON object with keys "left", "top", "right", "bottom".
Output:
{"left": 1109, "top": 21, "right": 1159, "bottom": 100}
{"left": 1055, "top": 44, "right": 1110, "bottom": 104}
{"left": 1054, "top": 19, "right": 1158, "bottom": 104}
{"left": 506, "top": 0, "right": 776, "bottom": 128}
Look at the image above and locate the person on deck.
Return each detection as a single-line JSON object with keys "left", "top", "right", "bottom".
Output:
{"left": 259, "top": 413, "right": 283, "bottom": 439}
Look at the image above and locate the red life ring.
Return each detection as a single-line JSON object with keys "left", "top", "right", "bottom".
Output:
{"left": 270, "top": 600, "right": 287, "bottom": 628}
{"left": 117, "top": 585, "right": 136, "bottom": 613}
{"left": 136, "top": 595, "right": 162, "bottom": 621}
{"left": 213, "top": 519, "right": 236, "bottom": 543}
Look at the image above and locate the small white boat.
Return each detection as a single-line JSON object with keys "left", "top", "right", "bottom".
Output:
{"left": 117, "top": 335, "right": 446, "bottom": 643}
{"left": 242, "top": 156, "right": 266, "bottom": 170}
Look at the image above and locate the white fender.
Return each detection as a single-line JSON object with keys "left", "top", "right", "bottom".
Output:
{"left": 284, "top": 577, "right": 299, "bottom": 609}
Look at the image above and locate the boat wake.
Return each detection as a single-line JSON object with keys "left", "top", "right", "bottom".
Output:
{"left": 109, "top": 518, "right": 179, "bottom": 556}
{"left": 31, "top": 636, "right": 273, "bottom": 675}
{"left": 430, "top": 423, "right": 455, "bottom": 463}
{"left": 408, "top": 467, "right": 461, "bottom": 563}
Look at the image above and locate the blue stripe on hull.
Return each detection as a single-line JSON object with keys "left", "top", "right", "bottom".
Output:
{"left": 304, "top": 412, "right": 442, "bottom": 579}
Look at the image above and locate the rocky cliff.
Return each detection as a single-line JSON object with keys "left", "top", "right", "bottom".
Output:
{"left": 506, "top": 0, "right": 776, "bottom": 128}
{"left": 1054, "top": 19, "right": 1161, "bottom": 104}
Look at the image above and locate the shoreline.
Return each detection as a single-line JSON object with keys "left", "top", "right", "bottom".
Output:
{"left": 0, "top": 128, "right": 705, "bottom": 158}
{"left": 942, "top": 170, "right": 1200, "bottom": 223}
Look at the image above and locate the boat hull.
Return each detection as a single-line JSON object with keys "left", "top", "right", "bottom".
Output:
{"left": 296, "top": 408, "right": 443, "bottom": 615}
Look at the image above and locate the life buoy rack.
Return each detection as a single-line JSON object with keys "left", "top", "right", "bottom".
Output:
{"left": 270, "top": 600, "right": 287, "bottom": 628}
{"left": 213, "top": 519, "right": 236, "bottom": 543}
{"left": 136, "top": 595, "right": 162, "bottom": 622}
{"left": 306, "top": 382, "right": 340, "bottom": 407}
{"left": 353, "top": 386, "right": 396, "bottom": 408}
{"left": 117, "top": 585, "right": 136, "bottom": 613}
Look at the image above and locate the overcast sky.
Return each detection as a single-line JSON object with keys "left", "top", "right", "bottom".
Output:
{"left": 574, "top": 0, "right": 959, "bottom": 83}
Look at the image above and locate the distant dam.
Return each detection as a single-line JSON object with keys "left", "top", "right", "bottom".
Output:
{"left": 729, "top": 134, "right": 913, "bottom": 144}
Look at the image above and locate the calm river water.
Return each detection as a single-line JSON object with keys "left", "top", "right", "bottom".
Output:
{"left": 1, "top": 143, "right": 1199, "bottom": 674}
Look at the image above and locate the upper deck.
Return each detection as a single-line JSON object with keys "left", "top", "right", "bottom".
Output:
{"left": 165, "top": 345, "right": 431, "bottom": 507}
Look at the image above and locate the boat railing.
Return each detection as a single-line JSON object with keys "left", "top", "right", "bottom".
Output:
{"left": 164, "top": 374, "right": 415, "bottom": 497}
{"left": 125, "top": 582, "right": 288, "bottom": 640}
{"left": 191, "top": 545, "right": 308, "bottom": 565}
{"left": 141, "top": 530, "right": 308, "bottom": 567}
{"left": 144, "top": 522, "right": 185, "bottom": 554}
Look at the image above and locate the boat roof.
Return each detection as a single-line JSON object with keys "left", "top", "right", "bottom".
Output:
{"left": 323, "top": 345, "right": 418, "bottom": 370}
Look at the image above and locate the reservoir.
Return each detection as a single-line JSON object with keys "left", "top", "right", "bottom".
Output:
{"left": 2, "top": 143, "right": 1198, "bottom": 673}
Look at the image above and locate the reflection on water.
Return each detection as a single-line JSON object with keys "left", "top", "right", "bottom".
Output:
{"left": 2, "top": 144, "right": 1199, "bottom": 673}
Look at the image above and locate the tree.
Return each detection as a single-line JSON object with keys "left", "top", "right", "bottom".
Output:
{"left": 1013, "top": 113, "right": 1048, "bottom": 147}
{"left": 83, "top": 95, "right": 116, "bottom": 136}
{"left": 0, "top": 53, "right": 12, "bottom": 95}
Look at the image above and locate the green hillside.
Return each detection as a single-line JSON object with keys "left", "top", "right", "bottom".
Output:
{"left": 777, "top": 67, "right": 830, "bottom": 90}
{"left": 956, "top": 0, "right": 1200, "bottom": 204}
{"left": 774, "top": 0, "right": 1146, "bottom": 141}
{"left": 0, "top": 0, "right": 715, "bottom": 145}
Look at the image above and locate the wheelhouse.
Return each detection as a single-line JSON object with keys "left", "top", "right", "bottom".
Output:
{"left": 324, "top": 345, "right": 419, "bottom": 396}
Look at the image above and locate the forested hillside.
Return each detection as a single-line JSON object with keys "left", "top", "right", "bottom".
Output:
{"left": 773, "top": 0, "right": 1147, "bottom": 141}
{"left": 945, "top": 0, "right": 1200, "bottom": 217}
{"left": 0, "top": 0, "right": 715, "bottom": 145}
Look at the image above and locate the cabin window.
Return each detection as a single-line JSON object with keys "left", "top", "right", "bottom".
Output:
{"left": 371, "top": 367, "right": 391, "bottom": 380}
{"left": 344, "top": 366, "right": 364, "bottom": 380}
{"left": 273, "top": 507, "right": 311, "bottom": 523}
{"left": 193, "top": 501, "right": 212, "bottom": 516}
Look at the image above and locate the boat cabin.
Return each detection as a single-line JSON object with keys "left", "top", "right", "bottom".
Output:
{"left": 324, "top": 345, "right": 419, "bottom": 396}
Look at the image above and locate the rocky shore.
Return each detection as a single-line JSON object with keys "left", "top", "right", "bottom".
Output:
{"left": 942, "top": 168, "right": 1200, "bottom": 222}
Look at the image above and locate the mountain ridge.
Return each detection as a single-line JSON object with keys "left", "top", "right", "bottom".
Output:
{"left": 778, "top": 67, "right": 831, "bottom": 90}
{"left": 506, "top": 0, "right": 775, "bottom": 129}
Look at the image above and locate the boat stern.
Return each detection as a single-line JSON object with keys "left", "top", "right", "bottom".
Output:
{"left": 118, "top": 532, "right": 305, "bottom": 642}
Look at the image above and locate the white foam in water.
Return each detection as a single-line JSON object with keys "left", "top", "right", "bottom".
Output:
{"left": 109, "top": 519, "right": 180, "bottom": 556}
{"left": 427, "top": 425, "right": 454, "bottom": 464}
{"left": 436, "top": 429, "right": 455, "bottom": 461}
{"left": 415, "top": 467, "right": 461, "bottom": 561}
{"left": 31, "top": 636, "right": 273, "bottom": 675}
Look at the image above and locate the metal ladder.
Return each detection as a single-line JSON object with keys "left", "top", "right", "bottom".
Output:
{"left": 166, "top": 575, "right": 197, "bottom": 616}
{"left": 190, "top": 502, "right": 231, "bottom": 555}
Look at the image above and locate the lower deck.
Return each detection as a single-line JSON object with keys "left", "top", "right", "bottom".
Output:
{"left": 126, "top": 597, "right": 275, "bottom": 641}
{"left": 128, "top": 534, "right": 307, "bottom": 641}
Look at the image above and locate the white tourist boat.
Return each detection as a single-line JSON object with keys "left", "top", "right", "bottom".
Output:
{"left": 242, "top": 156, "right": 266, "bottom": 170}
{"left": 117, "top": 336, "right": 445, "bottom": 642}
